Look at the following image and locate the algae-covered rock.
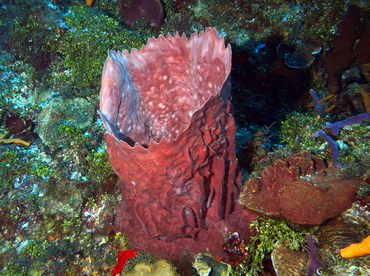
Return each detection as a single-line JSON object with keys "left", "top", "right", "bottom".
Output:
{"left": 193, "top": 253, "right": 231, "bottom": 276}
{"left": 124, "top": 259, "right": 179, "bottom": 276}
{"left": 36, "top": 97, "right": 94, "bottom": 150}
{"left": 39, "top": 179, "right": 83, "bottom": 218}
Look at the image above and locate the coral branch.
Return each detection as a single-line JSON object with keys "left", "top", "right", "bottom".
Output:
{"left": 323, "top": 112, "right": 370, "bottom": 135}
{"left": 309, "top": 88, "right": 322, "bottom": 114}
{"left": 312, "top": 130, "right": 341, "bottom": 168}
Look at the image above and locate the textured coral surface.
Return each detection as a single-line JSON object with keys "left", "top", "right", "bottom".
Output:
{"left": 241, "top": 151, "right": 358, "bottom": 225}
{"left": 100, "top": 28, "right": 255, "bottom": 259}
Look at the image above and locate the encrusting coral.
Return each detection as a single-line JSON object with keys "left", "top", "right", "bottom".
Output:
{"left": 240, "top": 151, "right": 358, "bottom": 224}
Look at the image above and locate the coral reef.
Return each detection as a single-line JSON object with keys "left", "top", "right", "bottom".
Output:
{"left": 4, "top": 3, "right": 145, "bottom": 95}
{"left": 0, "top": 0, "right": 369, "bottom": 275}
{"left": 241, "top": 151, "right": 358, "bottom": 224}
{"left": 56, "top": 5, "right": 146, "bottom": 90}
{"left": 188, "top": 0, "right": 348, "bottom": 44}
{"left": 100, "top": 28, "right": 256, "bottom": 259}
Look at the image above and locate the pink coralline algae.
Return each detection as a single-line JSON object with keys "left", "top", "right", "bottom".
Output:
{"left": 99, "top": 28, "right": 256, "bottom": 259}
{"left": 240, "top": 151, "right": 357, "bottom": 225}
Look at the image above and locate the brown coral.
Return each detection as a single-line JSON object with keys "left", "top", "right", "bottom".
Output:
{"left": 240, "top": 152, "right": 357, "bottom": 225}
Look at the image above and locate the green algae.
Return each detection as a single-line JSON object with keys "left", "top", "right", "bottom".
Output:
{"left": 113, "top": 232, "right": 130, "bottom": 248}
{"left": 49, "top": 122, "right": 114, "bottom": 184}
{"left": 55, "top": 5, "right": 145, "bottom": 91}
{"left": 2, "top": 262, "right": 28, "bottom": 276}
{"left": 188, "top": 0, "right": 348, "bottom": 46}
{"left": 31, "top": 162, "right": 50, "bottom": 178}
{"left": 231, "top": 217, "right": 314, "bottom": 276}
{"left": 280, "top": 111, "right": 325, "bottom": 152}
{"left": 0, "top": 150, "right": 31, "bottom": 190}
{"left": 6, "top": 3, "right": 146, "bottom": 101}
{"left": 57, "top": 124, "right": 90, "bottom": 147}
{"left": 280, "top": 110, "right": 370, "bottom": 173}
{"left": 331, "top": 122, "right": 370, "bottom": 175}
{"left": 85, "top": 149, "right": 114, "bottom": 183}
{"left": 18, "top": 239, "right": 48, "bottom": 260}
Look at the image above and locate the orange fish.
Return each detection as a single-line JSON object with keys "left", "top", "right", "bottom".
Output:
{"left": 86, "top": 0, "right": 94, "bottom": 6}
{"left": 340, "top": 235, "right": 370, "bottom": 258}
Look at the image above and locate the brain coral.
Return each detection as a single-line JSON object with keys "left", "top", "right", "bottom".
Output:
{"left": 240, "top": 151, "right": 358, "bottom": 225}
